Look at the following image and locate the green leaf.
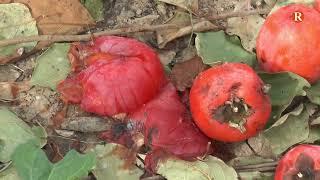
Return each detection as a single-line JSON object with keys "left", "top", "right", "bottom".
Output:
{"left": 238, "top": 172, "right": 274, "bottom": 180}
{"left": 228, "top": 156, "right": 275, "bottom": 167}
{"left": 306, "top": 81, "right": 320, "bottom": 105}
{"left": 228, "top": 156, "right": 274, "bottom": 179}
{"left": 31, "top": 43, "right": 71, "bottom": 90}
{"left": 81, "top": 0, "right": 104, "bottom": 21}
{"left": 304, "top": 127, "right": 320, "bottom": 143}
{"left": 259, "top": 72, "right": 310, "bottom": 122}
{"left": 157, "top": 156, "right": 238, "bottom": 180}
{"left": 31, "top": 126, "right": 47, "bottom": 147}
{"left": 0, "top": 107, "right": 42, "bottom": 162}
{"left": 0, "top": 3, "right": 38, "bottom": 58}
{"left": 12, "top": 141, "right": 52, "bottom": 180}
{"left": 12, "top": 141, "right": 96, "bottom": 180}
{"left": 90, "top": 144, "right": 143, "bottom": 180}
{"left": 48, "top": 150, "right": 96, "bottom": 180}
{"left": 262, "top": 105, "right": 310, "bottom": 155}
{"left": 195, "top": 31, "right": 256, "bottom": 66}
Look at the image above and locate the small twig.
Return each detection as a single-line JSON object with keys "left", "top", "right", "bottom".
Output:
{"left": 0, "top": 24, "right": 179, "bottom": 47}
{"left": 0, "top": 8, "right": 270, "bottom": 48}
{"left": 206, "top": 8, "right": 271, "bottom": 21}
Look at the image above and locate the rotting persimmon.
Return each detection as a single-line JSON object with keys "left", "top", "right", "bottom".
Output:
{"left": 275, "top": 145, "right": 320, "bottom": 180}
{"left": 129, "top": 83, "right": 212, "bottom": 160}
{"left": 99, "top": 83, "right": 212, "bottom": 171}
{"left": 256, "top": 4, "right": 320, "bottom": 83}
{"left": 189, "top": 63, "right": 271, "bottom": 142}
{"left": 57, "top": 36, "right": 167, "bottom": 116}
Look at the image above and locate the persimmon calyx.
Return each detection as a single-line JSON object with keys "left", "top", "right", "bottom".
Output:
{"left": 212, "top": 96, "right": 252, "bottom": 133}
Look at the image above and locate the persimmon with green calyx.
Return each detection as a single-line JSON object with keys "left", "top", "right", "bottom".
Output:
{"left": 57, "top": 36, "right": 167, "bottom": 116}
{"left": 189, "top": 63, "right": 271, "bottom": 142}
{"left": 256, "top": 4, "right": 320, "bottom": 83}
{"left": 275, "top": 145, "right": 320, "bottom": 180}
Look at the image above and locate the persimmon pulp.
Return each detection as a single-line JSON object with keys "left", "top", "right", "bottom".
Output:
{"left": 190, "top": 63, "right": 271, "bottom": 142}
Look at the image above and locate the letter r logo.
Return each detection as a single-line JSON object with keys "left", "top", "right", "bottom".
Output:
{"left": 293, "top": 11, "right": 303, "bottom": 22}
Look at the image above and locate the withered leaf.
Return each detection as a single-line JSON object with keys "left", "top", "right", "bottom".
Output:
{"left": 170, "top": 56, "right": 208, "bottom": 91}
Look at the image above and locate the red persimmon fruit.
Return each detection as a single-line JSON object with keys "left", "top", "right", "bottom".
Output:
{"left": 256, "top": 4, "right": 320, "bottom": 83}
{"left": 189, "top": 63, "right": 271, "bottom": 142}
{"left": 57, "top": 36, "right": 167, "bottom": 116}
{"left": 275, "top": 144, "right": 320, "bottom": 180}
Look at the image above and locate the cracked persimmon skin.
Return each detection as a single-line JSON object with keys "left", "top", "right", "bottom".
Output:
{"left": 275, "top": 145, "right": 320, "bottom": 180}
{"left": 256, "top": 4, "right": 320, "bottom": 83}
{"left": 189, "top": 63, "right": 271, "bottom": 142}
{"left": 57, "top": 36, "right": 166, "bottom": 116}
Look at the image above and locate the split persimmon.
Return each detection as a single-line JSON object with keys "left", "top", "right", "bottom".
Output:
{"left": 57, "top": 36, "right": 167, "bottom": 116}
{"left": 189, "top": 63, "right": 271, "bottom": 142}
{"left": 256, "top": 4, "right": 320, "bottom": 83}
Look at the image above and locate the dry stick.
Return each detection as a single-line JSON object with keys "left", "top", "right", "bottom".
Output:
{"left": 0, "top": 24, "right": 178, "bottom": 47}
{"left": 0, "top": 8, "right": 270, "bottom": 47}
{"left": 206, "top": 8, "right": 271, "bottom": 21}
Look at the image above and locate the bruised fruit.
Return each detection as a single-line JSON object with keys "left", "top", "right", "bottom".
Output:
{"left": 256, "top": 4, "right": 320, "bottom": 83}
{"left": 189, "top": 63, "right": 271, "bottom": 142}
{"left": 129, "top": 83, "right": 212, "bottom": 160}
{"left": 57, "top": 36, "right": 167, "bottom": 116}
{"left": 275, "top": 145, "right": 320, "bottom": 180}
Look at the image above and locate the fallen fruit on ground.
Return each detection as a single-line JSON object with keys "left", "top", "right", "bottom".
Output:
{"left": 275, "top": 144, "right": 320, "bottom": 180}
{"left": 189, "top": 63, "right": 271, "bottom": 142}
{"left": 256, "top": 4, "right": 320, "bottom": 83}
{"left": 130, "top": 83, "right": 212, "bottom": 161}
{"left": 100, "top": 83, "right": 212, "bottom": 171}
{"left": 57, "top": 36, "right": 166, "bottom": 116}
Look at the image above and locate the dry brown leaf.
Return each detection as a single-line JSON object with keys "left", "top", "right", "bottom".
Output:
{"left": 169, "top": 56, "right": 208, "bottom": 91}
{"left": 0, "top": 0, "right": 94, "bottom": 63}
{"left": 157, "top": 20, "right": 218, "bottom": 48}
{"left": 0, "top": 0, "right": 95, "bottom": 35}
{"left": 159, "top": 0, "right": 199, "bottom": 13}
{"left": 158, "top": 50, "right": 176, "bottom": 65}
{"left": 0, "top": 81, "right": 30, "bottom": 101}
{"left": 226, "top": 1, "right": 265, "bottom": 52}
{"left": 157, "top": 11, "right": 190, "bottom": 47}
